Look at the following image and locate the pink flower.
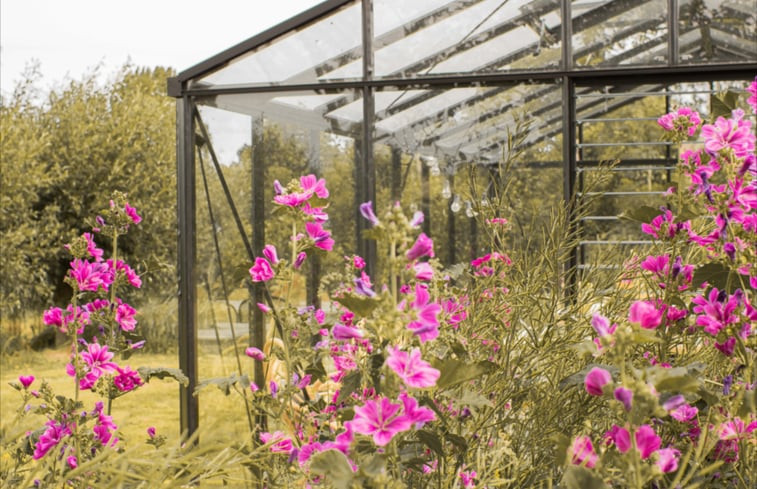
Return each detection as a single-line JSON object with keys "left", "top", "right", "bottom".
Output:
{"left": 584, "top": 367, "right": 612, "bottom": 396}
{"left": 82, "top": 232, "right": 104, "bottom": 262}
{"left": 67, "top": 455, "right": 78, "bottom": 469}
{"left": 249, "top": 257, "right": 274, "bottom": 282}
{"left": 69, "top": 258, "right": 110, "bottom": 292}
{"left": 33, "top": 420, "right": 71, "bottom": 459}
{"left": 352, "top": 255, "right": 366, "bottom": 269}
{"left": 701, "top": 110, "right": 755, "bottom": 158}
{"left": 359, "top": 201, "right": 380, "bottom": 226}
{"left": 747, "top": 76, "right": 757, "bottom": 114}
{"left": 262, "top": 244, "right": 279, "bottom": 264}
{"left": 294, "top": 251, "right": 307, "bottom": 269}
{"left": 385, "top": 346, "right": 440, "bottom": 388}
{"left": 628, "top": 300, "right": 663, "bottom": 329}
{"left": 635, "top": 425, "right": 661, "bottom": 459}
{"left": 398, "top": 392, "right": 436, "bottom": 428}
{"left": 19, "top": 375, "right": 34, "bottom": 388}
{"left": 409, "top": 211, "right": 424, "bottom": 228}
{"left": 124, "top": 203, "right": 142, "bottom": 224}
{"left": 605, "top": 425, "right": 631, "bottom": 453}
{"left": 257, "top": 302, "right": 271, "bottom": 313}
{"left": 115, "top": 302, "right": 137, "bottom": 331}
{"left": 591, "top": 314, "right": 616, "bottom": 337}
{"left": 406, "top": 284, "right": 441, "bottom": 343}
{"left": 76, "top": 342, "right": 118, "bottom": 390}
{"left": 406, "top": 233, "right": 435, "bottom": 261}
{"left": 670, "top": 404, "right": 698, "bottom": 423}
{"left": 245, "top": 347, "right": 265, "bottom": 361}
{"left": 305, "top": 221, "right": 334, "bottom": 251}
{"left": 114, "top": 366, "right": 143, "bottom": 392}
{"left": 351, "top": 397, "right": 412, "bottom": 446}
{"left": 613, "top": 387, "right": 633, "bottom": 411}
{"left": 300, "top": 174, "right": 329, "bottom": 199}
{"left": 147, "top": 427, "right": 156, "bottom": 438}
{"left": 107, "top": 259, "right": 141, "bottom": 288}
{"left": 260, "top": 431, "right": 293, "bottom": 453}
{"left": 332, "top": 323, "right": 364, "bottom": 340}
{"left": 414, "top": 262, "right": 433, "bottom": 281}
{"left": 657, "top": 107, "right": 702, "bottom": 137}
{"left": 691, "top": 288, "right": 740, "bottom": 336}
{"left": 656, "top": 447, "right": 680, "bottom": 473}
{"left": 569, "top": 435, "right": 598, "bottom": 468}
{"left": 460, "top": 470, "right": 477, "bottom": 488}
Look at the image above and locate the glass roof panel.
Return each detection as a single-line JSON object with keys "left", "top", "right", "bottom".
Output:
{"left": 679, "top": 0, "right": 757, "bottom": 64}
{"left": 573, "top": 0, "right": 669, "bottom": 68}
{"left": 372, "top": 0, "right": 563, "bottom": 77}
{"left": 194, "top": 1, "right": 362, "bottom": 88}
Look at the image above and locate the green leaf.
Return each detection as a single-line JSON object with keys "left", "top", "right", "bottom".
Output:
{"left": 458, "top": 390, "right": 494, "bottom": 409}
{"left": 194, "top": 373, "right": 249, "bottom": 395}
{"left": 562, "top": 465, "right": 608, "bottom": 489}
{"left": 692, "top": 263, "right": 739, "bottom": 292}
{"left": 433, "top": 359, "right": 496, "bottom": 390}
{"left": 553, "top": 433, "right": 570, "bottom": 466}
{"left": 310, "top": 449, "right": 354, "bottom": 489}
{"left": 710, "top": 91, "right": 739, "bottom": 120}
{"left": 334, "top": 293, "right": 380, "bottom": 317}
{"left": 137, "top": 366, "right": 189, "bottom": 387}
{"left": 359, "top": 454, "right": 387, "bottom": 477}
{"left": 445, "top": 432, "right": 468, "bottom": 451}
{"left": 648, "top": 366, "right": 700, "bottom": 393}
{"left": 416, "top": 429, "right": 444, "bottom": 457}
{"left": 337, "top": 371, "right": 362, "bottom": 404}
{"left": 619, "top": 205, "right": 662, "bottom": 224}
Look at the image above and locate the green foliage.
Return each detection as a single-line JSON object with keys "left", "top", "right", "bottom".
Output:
{"left": 0, "top": 64, "right": 177, "bottom": 319}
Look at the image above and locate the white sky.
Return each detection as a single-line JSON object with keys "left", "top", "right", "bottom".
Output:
{"left": 0, "top": 0, "right": 321, "bottom": 95}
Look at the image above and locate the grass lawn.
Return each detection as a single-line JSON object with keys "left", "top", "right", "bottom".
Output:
{"left": 1, "top": 346, "right": 255, "bottom": 449}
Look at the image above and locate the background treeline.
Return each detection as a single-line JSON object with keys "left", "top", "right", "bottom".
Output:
{"left": 1, "top": 66, "right": 177, "bottom": 334}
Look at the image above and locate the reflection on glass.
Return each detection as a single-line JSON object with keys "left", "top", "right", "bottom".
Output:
{"left": 679, "top": 0, "right": 757, "bottom": 64}
{"left": 573, "top": 0, "right": 668, "bottom": 67}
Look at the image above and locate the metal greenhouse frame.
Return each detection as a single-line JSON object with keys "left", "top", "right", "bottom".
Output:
{"left": 169, "top": 0, "right": 757, "bottom": 436}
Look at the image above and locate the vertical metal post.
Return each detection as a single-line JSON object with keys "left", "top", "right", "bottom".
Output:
{"left": 251, "top": 117, "right": 267, "bottom": 431}
{"left": 361, "top": 0, "right": 377, "bottom": 279}
{"left": 177, "top": 95, "right": 199, "bottom": 439}
{"left": 668, "top": 0, "right": 679, "bottom": 65}
{"left": 447, "top": 174, "right": 456, "bottom": 265}
{"left": 562, "top": 76, "right": 578, "bottom": 298}
{"left": 391, "top": 146, "right": 402, "bottom": 202}
{"left": 421, "top": 159, "right": 431, "bottom": 236}
{"left": 561, "top": 0, "right": 573, "bottom": 71}
{"left": 308, "top": 129, "right": 322, "bottom": 309}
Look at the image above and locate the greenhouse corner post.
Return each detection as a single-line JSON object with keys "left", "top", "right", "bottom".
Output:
{"left": 561, "top": 0, "right": 579, "bottom": 299}
{"left": 177, "top": 95, "right": 200, "bottom": 439}
{"left": 362, "top": 0, "right": 377, "bottom": 279}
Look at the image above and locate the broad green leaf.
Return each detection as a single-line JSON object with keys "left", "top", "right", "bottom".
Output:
{"left": 433, "top": 359, "right": 496, "bottom": 390}
{"left": 194, "top": 374, "right": 249, "bottom": 395}
{"left": 359, "top": 454, "right": 387, "bottom": 477}
{"left": 310, "top": 449, "right": 354, "bottom": 489}
{"left": 562, "top": 465, "right": 608, "bottom": 489}
{"left": 445, "top": 432, "right": 468, "bottom": 451}
{"left": 337, "top": 371, "right": 362, "bottom": 404}
{"left": 458, "top": 390, "right": 494, "bottom": 409}
{"left": 710, "top": 91, "right": 739, "bottom": 120}
{"left": 648, "top": 366, "right": 700, "bottom": 393}
{"left": 416, "top": 429, "right": 444, "bottom": 457}
{"left": 692, "top": 262, "right": 740, "bottom": 292}
{"left": 619, "top": 205, "right": 662, "bottom": 224}
{"left": 137, "top": 367, "right": 189, "bottom": 386}
{"left": 334, "top": 293, "right": 380, "bottom": 317}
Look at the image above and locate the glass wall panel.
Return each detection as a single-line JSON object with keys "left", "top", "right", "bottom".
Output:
{"left": 573, "top": 0, "right": 668, "bottom": 68}
{"left": 679, "top": 0, "right": 757, "bottom": 64}
{"left": 574, "top": 79, "right": 754, "bottom": 275}
{"left": 194, "top": 0, "right": 361, "bottom": 88}
{"left": 372, "top": 0, "right": 562, "bottom": 78}
{"left": 372, "top": 82, "right": 563, "bottom": 265}
{"left": 193, "top": 91, "right": 359, "bottom": 439}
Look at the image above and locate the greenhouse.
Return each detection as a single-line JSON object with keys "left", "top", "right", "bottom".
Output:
{"left": 167, "top": 0, "right": 756, "bottom": 439}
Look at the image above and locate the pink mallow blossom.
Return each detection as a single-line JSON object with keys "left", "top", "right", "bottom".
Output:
{"left": 245, "top": 347, "right": 266, "bottom": 361}
{"left": 635, "top": 425, "right": 661, "bottom": 459}
{"left": 628, "top": 300, "right": 663, "bottom": 329}
{"left": 700, "top": 109, "right": 755, "bottom": 159}
{"left": 605, "top": 425, "right": 631, "bottom": 453}
{"left": 72, "top": 342, "right": 118, "bottom": 390}
{"left": 69, "top": 259, "right": 110, "bottom": 292}
{"left": 385, "top": 346, "right": 440, "bottom": 388}
{"left": 115, "top": 302, "right": 137, "bottom": 331}
{"left": 19, "top": 375, "right": 35, "bottom": 388}
{"left": 124, "top": 203, "right": 142, "bottom": 224}
{"left": 249, "top": 257, "right": 274, "bottom": 282}
{"left": 584, "top": 367, "right": 612, "bottom": 396}
{"left": 260, "top": 431, "right": 294, "bottom": 453}
{"left": 406, "top": 284, "right": 441, "bottom": 343}
{"left": 113, "top": 366, "right": 143, "bottom": 392}
{"left": 656, "top": 447, "right": 680, "bottom": 473}
{"left": 351, "top": 397, "right": 412, "bottom": 446}
{"left": 305, "top": 221, "right": 334, "bottom": 251}
{"left": 569, "top": 435, "right": 598, "bottom": 468}
{"left": 747, "top": 76, "right": 757, "bottom": 114}
{"left": 691, "top": 288, "right": 741, "bottom": 336}
{"left": 33, "top": 420, "right": 71, "bottom": 459}
{"left": 406, "top": 233, "right": 435, "bottom": 261}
